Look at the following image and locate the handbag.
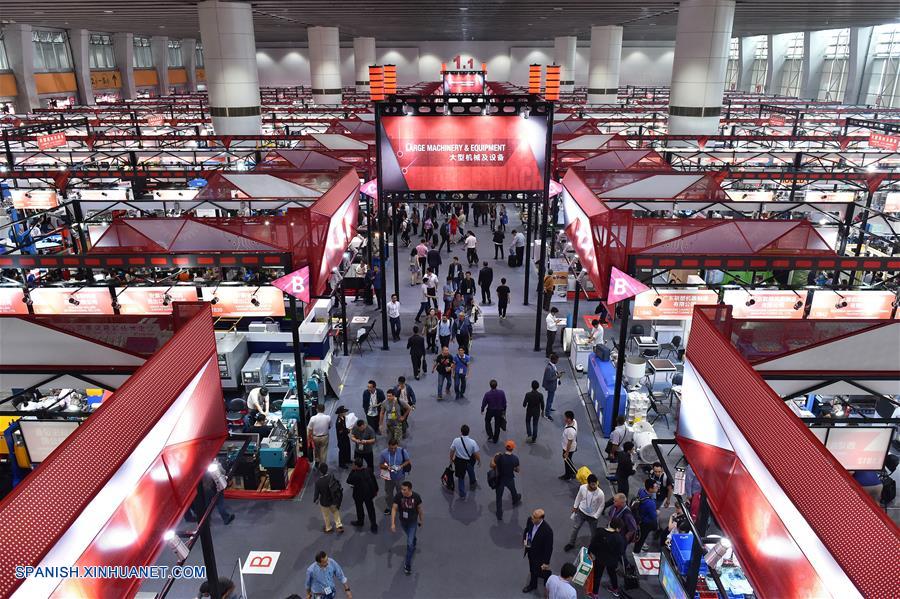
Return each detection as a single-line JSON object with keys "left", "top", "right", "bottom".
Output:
{"left": 441, "top": 465, "right": 456, "bottom": 492}
{"left": 498, "top": 412, "right": 507, "bottom": 432}
{"left": 487, "top": 467, "right": 499, "bottom": 490}
{"left": 402, "top": 448, "right": 412, "bottom": 473}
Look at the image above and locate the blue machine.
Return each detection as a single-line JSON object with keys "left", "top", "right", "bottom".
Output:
{"left": 281, "top": 398, "right": 300, "bottom": 421}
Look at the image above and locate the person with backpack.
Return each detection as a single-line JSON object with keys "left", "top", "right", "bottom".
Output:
{"left": 492, "top": 227, "right": 506, "bottom": 260}
{"left": 433, "top": 346, "right": 454, "bottom": 400}
{"left": 587, "top": 518, "right": 627, "bottom": 598}
{"left": 449, "top": 425, "right": 481, "bottom": 499}
{"left": 490, "top": 440, "right": 521, "bottom": 520}
{"left": 438, "top": 220, "right": 452, "bottom": 254}
{"left": 379, "top": 438, "right": 411, "bottom": 515}
{"left": 452, "top": 311, "right": 473, "bottom": 354}
{"left": 615, "top": 441, "right": 637, "bottom": 498}
{"left": 452, "top": 346, "right": 471, "bottom": 400}
{"left": 379, "top": 389, "right": 410, "bottom": 445}
{"left": 313, "top": 463, "right": 344, "bottom": 533}
{"left": 347, "top": 457, "right": 379, "bottom": 533}
{"left": 633, "top": 479, "right": 660, "bottom": 553}
{"left": 606, "top": 493, "right": 638, "bottom": 547}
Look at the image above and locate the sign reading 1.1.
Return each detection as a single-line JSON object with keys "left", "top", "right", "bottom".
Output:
{"left": 451, "top": 55, "right": 476, "bottom": 69}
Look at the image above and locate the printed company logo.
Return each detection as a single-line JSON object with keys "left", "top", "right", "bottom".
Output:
{"left": 608, "top": 266, "right": 649, "bottom": 304}
{"left": 634, "top": 553, "right": 661, "bottom": 575}
{"left": 272, "top": 266, "right": 311, "bottom": 303}
{"left": 241, "top": 551, "right": 280, "bottom": 575}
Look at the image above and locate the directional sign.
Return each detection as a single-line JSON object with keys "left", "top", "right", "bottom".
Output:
{"left": 271, "top": 266, "right": 311, "bottom": 303}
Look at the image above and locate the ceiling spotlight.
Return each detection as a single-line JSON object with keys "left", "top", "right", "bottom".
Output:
{"left": 111, "top": 300, "right": 121, "bottom": 310}
{"left": 835, "top": 300, "right": 848, "bottom": 309}
{"left": 162, "top": 292, "right": 172, "bottom": 306}
{"left": 402, "top": 104, "right": 414, "bottom": 116}
{"left": 163, "top": 530, "right": 190, "bottom": 561}
{"left": 793, "top": 300, "right": 804, "bottom": 310}
{"left": 210, "top": 296, "right": 219, "bottom": 305}
{"left": 250, "top": 296, "right": 261, "bottom": 307}
{"left": 22, "top": 294, "right": 33, "bottom": 306}
{"left": 745, "top": 298, "right": 756, "bottom": 307}
{"left": 653, "top": 297, "right": 662, "bottom": 307}
{"left": 520, "top": 106, "right": 531, "bottom": 119}
{"left": 68, "top": 296, "right": 80, "bottom": 306}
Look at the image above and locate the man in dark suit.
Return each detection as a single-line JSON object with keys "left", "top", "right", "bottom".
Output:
{"left": 406, "top": 326, "right": 427, "bottom": 380}
{"left": 477, "top": 261, "right": 494, "bottom": 305}
{"left": 522, "top": 508, "right": 553, "bottom": 593}
{"left": 362, "top": 380, "right": 385, "bottom": 434}
{"left": 426, "top": 246, "right": 442, "bottom": 277}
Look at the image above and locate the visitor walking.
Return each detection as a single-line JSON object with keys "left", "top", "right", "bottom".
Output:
{"left": 347, "top": 457, "right": 379, "bottom": 533}
{"left": 313, "top": 463, "right": 344, "bottom": 533}
{"left": 523, "top": 380, "right": 544, "bottom": 443}
{"left": 438, "top": 313, "right": 453, "bottom": 349}
{"left": 453, "top": 346, "right": 471, "bottom": 400}
{"left": 305, "top": 551, "right": 353, "bottom": 599}
{"left": 406, "top": 326, "right": 427, "bottom": 379}
{"left": 564, "top": 474, "right": 605, "bottom": 551}
{"left": 362, "top": 380, "right": 384, "bottom": 434}
{"left": 478, "top": 261, "right": 493, "bottom": 304}
{"left": 465, "top": 231, "right": 479, "bottom": 266}
{"left": 490, "top": 440, "right": 521, "bottom": 519}
{"left": 542, "top": 354, "right": 561, "bottom": 419}
{"left": 423, "top": 308, "right": 439, "bottom": 353}
{"left": 633, "top": 479, "right": 660, "bottom": 554}
{"left": 496, "top": 278, "right": 511, "bottom": 319}
{"left": 522, "top": 509, "right": 554, "bottom": 593}
{"left": 449, "top": 425, "right": 481, "bottom": 498}
{"left": 335, "top": 406, "right": 351, "bottom": 469}
{"left": 379, "top": 389, "right": 410, "bottom": 444}
{"left": 493, "top": 228, "right": 505, "bottom": 259}
{"left": 307, "top": 404, "right": 332, "bottom": 469}
{"left": 511, "top": 229, "right": 526, "bottom": 266}
{"left": 350, "top": 420, "right": 376, "bottom": 470}
{"left": 433, "top": 346, "right": 454, "bottom": 400}
{"left": 379, "top": 438, "right": 412, "bottom": 515}
{"left": 481, "top": 379, "right": 507, "bottom": 444}
{"left": 559, "top": 411, "right": 578, "bottom": 481}
{"left": 587, "top": 519, "right": 626, "bottom": 598}
{"left": 452, "top": 311, "right": 473, "bottom": 353}
{"left": 391, "top": 481, "right": 424, "bottom": 575}
{"left": 615, "top": 441, "right": 636, "bottom": 498}
{"left": 387, "top": 294, "right": 401, "bottom": 341}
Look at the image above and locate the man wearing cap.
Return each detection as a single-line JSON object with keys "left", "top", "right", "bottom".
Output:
{"left": 490, "top": 440, "right": 521, "bottom": 520}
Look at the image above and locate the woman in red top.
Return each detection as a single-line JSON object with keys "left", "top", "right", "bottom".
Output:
{"left": 449, "top": 214, "right": 459, "bottom": 242}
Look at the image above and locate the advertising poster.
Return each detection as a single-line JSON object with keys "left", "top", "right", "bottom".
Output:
{"left": 30, "top": 288, "right": 115, "bottom": 315}
{"left": 0, "top": 288, "right": 29, "bottom": 315}
{"left": 633, "top": 290, "right": 718, "bottom": 320}
{"left": 442, "top": 72, "right": 485, "bottom": 95}
{"left": 723, "top": 290, "right": 806, "bottom": 319}
{"left": 115, "top": 286, "right": 199, "bottom": 315}
{"left": 10, "top": 189, "right": 60, "bottom": 210}
{"left": 803, "top": 190, "right": 856, "bottom": 203}
{"left": 808, "top": 290, "right": 896, "bottom": 319}
{"left": 201, "top": 287, "right": 285, "bottom": 318}
{"left": 724, "top": 190, "right": 774, "bottom": 202}
{"left": 825, "top": 427, "right": 893, "bottom": 470}
{"left": 378, "top": 115, "right": 548, "bottom": 192}
{"left": 868, "top": 132, "right": 900, "bottom": 151}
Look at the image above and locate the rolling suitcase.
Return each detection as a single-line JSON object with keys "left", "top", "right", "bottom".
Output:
{"left": 508, "top": 254, "right": 517, "bottom": 267}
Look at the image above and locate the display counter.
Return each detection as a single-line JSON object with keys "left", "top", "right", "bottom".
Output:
{"left": 569, "top": 329, "right": 595, "bottom": 373}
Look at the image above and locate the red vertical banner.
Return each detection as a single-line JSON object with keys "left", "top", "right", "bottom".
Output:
{"left": 481, "top": 62, "right": 487, "bottom": 76}
{"left": 441, "top": 62, "right": 447, "bottom": 74}
{"left": 529, "top": 64, "right": 542, "bottom": 95}
{"left": 369, "top": 65, "right": 384, "bottom": 101}
{"left": 383, "top": 64, "right": 397, "bottom": 96}
{"left": 544, "top": 64, "right": 560, "bottom": 101}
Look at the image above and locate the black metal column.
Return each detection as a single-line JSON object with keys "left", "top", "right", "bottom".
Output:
{"left": 611, "top": 296, "right": 631, "bottom": 423}
{"left": 378, "top": 198, "right": 389, "bottom": 350}
{"left": 572, "top": 275, "right": 581, "bottom": 329}
{"left": 196, "top": 482, "right": 221, "bottom": 599}
{"left": 289, "top": 296, "right": 308, "bottom": 453}
{"left": 523, "top": 201, "right": 534, "bottom": 306}
{"left": 392, "top": 201, "right": 400, "bottom": 299}
{"left": 533, "top": 194, "right": 549, "bottom": 352}
{"left": 340, "top": 277, "right": 349, "bottom": 356}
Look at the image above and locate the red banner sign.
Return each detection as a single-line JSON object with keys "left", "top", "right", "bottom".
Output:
{"left": 868, "top": 132, "right": 900, "bottom": 151}
{"left": 379, "top": 115, "right": 548, "bottom": 192}
{"left": 115, "top": 286, "right": 199, "bottom": 315}
{"left": 10, "top": 189, "right": 60, "bottom": 210}
{"left": 723, "top": 290, "right": 806, "bottom": 319}
{"left": 36, "top": 132, "right": 67, "bottom": 150}
{"left": 632, "top": 290, "right": 718, "bottom": 320}
{"left": 30, "top": 288, "right": 115, "bottom": 315}
{"left": 145, "top": 114, "right": 165, "bottom": 126}
{"left": 808, "top": 290, "right": 896, "bottom": 320}
{"left": 201, "top": 287, "right": 285, "bottom": 318}
{"left": 768, "top": 115, "right": 786, "bottom": 126}
{"left": 0, "top": 288, "right": 29, "bottom": 315}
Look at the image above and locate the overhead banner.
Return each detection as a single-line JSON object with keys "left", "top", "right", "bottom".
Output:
{"left": 0, "top": 288, "right": 29, "bottom": 315}
{"left": 115, "top": 286, "right": 199, "bottom": 315}
{"left": 803, "top": 190, "right": 856, "bottom": 203}
{"left": 271, "top": 267, "right": 311, "bottom": 303}
{"left": 378, "top": 114, "right": 548, "bottom": 192}
{"left": 868, "top": 132, "right": 900, "bottom": 151}
{"left": 443, "top": 72, "right": 485, "bottom": 95}
{"left": 633, "top": 290, "right": 718, "bottom": 320}
{"left": 808, "top": 290, "right": 896, "bottom": 319}
{"left": 723, "top": 289, "right": 806, "bottom": 319}
{"left": 10, "top": 189, "right": 60, "bottom": 210}
{"left": 724, "top": 190, "right": 774, "bottom": 202}
{"left": 30, "top": 288, "right": 115, "bottom": 315}
{"left": 201, "top": 287, "right": 285, "bottom": 318}
{"left": 36, "top": 132, "right": 67, "bottom": 150}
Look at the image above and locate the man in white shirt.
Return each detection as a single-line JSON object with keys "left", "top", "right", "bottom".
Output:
{"left": 387, "top": 294, "right": 402, "bottom": 341}
{"left": 307, "top": 403, "right": 332, "bottom": 468}
{"left": 545, "top": 307, "right": 563, "bottom": 358}
{"left": 588, "top": 318, "right": 604, "bottom": 346}
{"left": 560, "top": 411, "right": 578, "bottom": 481}
{"left": 464, "top": 232, "right": 478, "bottom": 266}
{"left": 564, "top": 473, "right": 605, "bottom": 551}
{"left": 246, "top": 387, "right": 269, "bottom": 415}
{"left": 545, "top": 563, "right": 578, "bottom": 599}
{"left": 607, "top": 416, "right": 632, "bottom": 461}
{"left": 511, "top": 229, "right": 526, "bottom": 267}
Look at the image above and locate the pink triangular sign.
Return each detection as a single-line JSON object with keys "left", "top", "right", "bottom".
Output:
{"left": 272, "top": 266, "right": 311, "bottom": 303}
{"left": 607, "top": 267, "right": 649, "bottom": 304}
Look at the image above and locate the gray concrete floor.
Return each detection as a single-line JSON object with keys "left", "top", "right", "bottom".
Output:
{"left": 142, "top": 208, "right": 668, "bottom": 599}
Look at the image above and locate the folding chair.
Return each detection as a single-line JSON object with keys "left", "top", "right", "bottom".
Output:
{"left": 352, "top": 327, "right": 374, "bottom": 354}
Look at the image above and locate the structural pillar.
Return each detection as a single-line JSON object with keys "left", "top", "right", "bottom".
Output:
{"left": 845, "top": 27, "right": 874, "bottom": 105}
{"left": 308, "top": 26, "right": 342, "bottom": 105}
{"left": 2, "top": 24, "right": 40, "bottom": 112}
{"left": 353, "top": 37, "right": 376, "bottom": 94}
{"left": 554, "top": 36, "right": 577, "bottom": 94}
{"left": 587, "top": 26, "right": 622, "bottom": 104}
{"left": 198, "top": 0, "right": 262, "bottom": 135}
{"left": 802, "top": 30, "right": 829, "bottom": 100}
{"left": 112, "top": 32, "right": 137, "bottom": 100}
{"left": 766, "top": 33, "right": 792, "bottom": 95}
{"left": 183, "top": 38, "right": 198, "bottom": 92}
{"left": 151, "top": 35, "right": 170, "bottom": 95}
{"left": 67, "top": 29, "right": 94, "bottom": 105}
{"left": 668, "top": 0, "right": 735, "bottom": 135}
{"left": 736, "top": 36, "right": 762, "bottom": 92}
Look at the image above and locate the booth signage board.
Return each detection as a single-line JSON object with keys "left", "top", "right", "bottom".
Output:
{"left": 151, "top": 189, "right": 200, "bottom": 200}
{"left": 19, "top": 420, "right": 80, "bottom": 463}
{"left": 272, "top": 266, "right": 311, "bottom": 303}
{"left": 723, "top": 290, "right": 805, "bottom": 319}
{"left": 724, "top": 190, "right": 774, "bottom": 202}
{"left": 10, "top": 189, "right": 60, "bottom": 210}
{"left": 36, "top": 132, "right": 67, "bottom": 150}
{"left": 443, "top": 72, "right": 485, "bottom": 95}
{"left": 868, "top": 132, "right": 900, "bottom": 151}
{"left": 562, "top": 188, "right": 601, "bottom": 293}
{"left": 802, "top": 191, "right": 856, "bottom": 203}
{"left": 633, "top": 290, "right": 718, "bottom": 320}
{"left": 201, "top": 287, "right": 286, "bottom": 318}
{"left": 884, "top": 192, "right": 900, "bottom": 213}
{"left": 825, "top": 427, "right": 893, "bottom": 470}
{"left": 635, "top": 553, "right": 661, "bottom": 575}
{"left": 241, "top": 551, "right": 280, "bottom": 575}
{"left": 608, "top": 266, "right": 649, "bottom": 305}
{"left": 0, "top": 288, "right": 29, "bottom": 315}
{"left": 146, "top": 114, "right": 165, "bottom": 126}
{"left": 768, "top": 114, "right": 786, "bottom": 126}
{"left": 378, "top": 114, "right": 548, "bottom": 192}
{"left": 318, "top": 192, "right": 359, "bottom": 295}
{"left": 115, "top": 286, "right": 199, "bottom": 315}
{"left": 808, "top": 290, "right": 896, "bottom": 319}
{"left": 78, "top": 188, "right": 129, "bottom": 202}
{"left": 30, "top": 287, "right": 115, "bottom": 315}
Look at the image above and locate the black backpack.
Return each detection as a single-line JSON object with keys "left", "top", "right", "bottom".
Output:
{"left": 327, "top": 475, "right": 343, "bottom": 507}
{"left": 881, "top": 476, "right": 896, "bottom": 506}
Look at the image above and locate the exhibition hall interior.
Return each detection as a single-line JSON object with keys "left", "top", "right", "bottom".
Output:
{"left": 1, "top": 0, "right": 900, "bottom": 598}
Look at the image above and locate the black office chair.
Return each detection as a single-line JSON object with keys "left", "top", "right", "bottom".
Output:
{"left": 270, "top": 399, "right": 284, "bottom": 412}
{"left": 660, "top": 335, "right": 682, "bottom": 359}
{"left": 628, "top": 324, "right": 645, "bottom": 352}
{"left": 226, "top": 398, "right": 248, "bottom": 427}
{"left": 648, "top": 394, "right": 672, "bottom": 428}
{"left": 641, "top": 347, "right": 659, "bottom": 359}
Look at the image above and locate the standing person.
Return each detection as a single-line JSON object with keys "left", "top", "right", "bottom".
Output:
{"left": 372, "top": 264, "right": 382, "bottom": 309}
{"left": 481, "top": 379, "right": 507, "bottom": 444}
{"left": 607, "top": 494, "right": 638, "bottom": 547}
{"left": 437, "top": 313, "right": 453, "bottom": 349}
{"left": 304, "top": 551, "right": 353, "bottom": 599}
{"left": 542, "top": 272, "right": 556, "bottom": 312}
{"left": 406, "top": 326, "right": 427, "bottom": 380}
{"left": 442, "top": 276, "right": 456, "bottom": 314}
{"left": 493, "top": 227, "right": 505, "bottom": 259}
{"left": 449, "top": 212, "right": 459, "bottom": 243}
{"left": 411, "top": 206, "right": 420, "bottom": 235}
{"left": 438, "top": 220, "right": 451, "bottom": 254}
{"left": 464, "top": 231, "right": 479, "bottom": 266}
{"left": 335, "top": 406, "right": 351, "bottom": 469}
{"left": 491, "top": 440, "right": 521, "bottom": 519}
{"left": 478, "top": 261, "right": 494, "bottom": 305}
{"left": 607, "top": 416, "right": 631, "bottom": 462}
{"left": 545, "top": 307, "right": 563, "bottom": 357}
{"left": 615, "top": 441, "right": 637, "bottom": 498}
{"left": 499, "top": 205, "right": 508, "bottom": 232}
{"left": 522, "top": 380, "right": 545, "bottom": 443}
{"left": 390, "top": 481, "right": 424, "bottom": 575}
{"left": 415, "top": 282, "right": 431, "bottom": 322}
{"left": 452, "top": 346, "right": 471, "bottom": 400}
{"left": 649, "top": 462, "right": 674, "bottom": 509}
{"left": 350, "top": 419, "right": 376, "bottom": 470}
{"left": 542, "top": 354, "right": 561, "bottom": 420}
{"left": 522, "top": 509, "right": 554, "bottom": 594}
{"left": 362, "top": 380, "right": 384, "bottom": 434}
{"left": 427, "top": 245, "right": 442, "bottom": 277}
{"left": 559, "top": 411, "right": 578, "bottom": 481}
{"left": 313, "top": 463, "right": 344, "bottom": 533}
{"left": 408, "top": 249, "right": 421, "bottom": 286}
{"left": 545, "top": 563, "right": 578, "bottom": 599}
{"left": 379, "top": 438, "right": 411, "bottom": 515}
{"left": 347, "top": 457, "right": 379, "bottom": 533}
{"left": 511, "top": 229, "right": 526, "bottom": 266}
{"left": 452, "top": 311, "right": 473, "bottom": 353}
{"left": 459, "top": 271, "right": 476, "bottom": 309}
{"left": 363, "top": 266, "right": 376, "bottom": 306}
{"left": 387, "top": 294, "right": 402, "bottom": 342}
{"left": 448, "top": 256, "right": 464, "bottom": 290}
{"left": 415, "top": 238, "right": 428, "bottom": 275}
{"left": 379, "top": 389, "right": 410, "bottom": 445}
{"left": 633, "top": 479, "right": 660, "bottom": 554}
{"left": 587, "top": 519, "right": 626, "bottom": 598}
{"left": 496, "top": 278, "right": 511, "bottom": 319}
{"left": 423, "top": 308, "right": 439, "bottom": 353}
{"left": 433, "top": 346, "right": 454, "bottom": 400}
{"left": 307, "top": 404, "right": 332, "bottom": 469}
{"left": 449, "top": 425, "right": 481, "bottom": 499}
{"left": 423, "top": 268, "right": 439, "bottom": 310}
{"left": 564, "top": 474, "right": 605, "bottom": 551}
